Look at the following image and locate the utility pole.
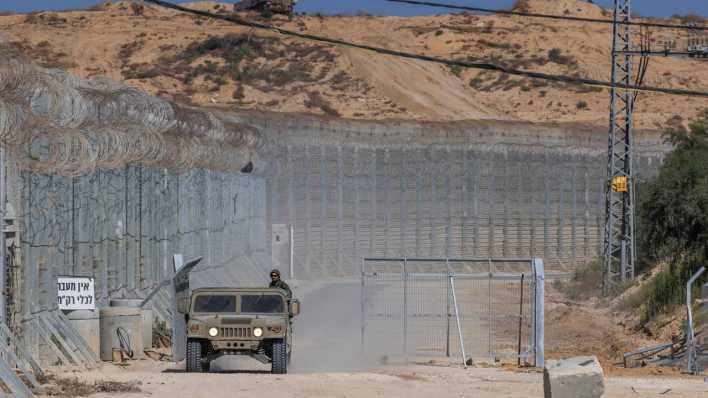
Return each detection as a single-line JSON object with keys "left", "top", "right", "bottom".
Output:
{"left": 603, "top": 0, "right": 635, "bottom": 294}
{"left": 602, "top": 4, "right": 707, "bottom": 294}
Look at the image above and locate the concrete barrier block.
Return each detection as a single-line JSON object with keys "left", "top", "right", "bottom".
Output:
{"left": 544, "top": 356, "right": 605, "bottom": 398}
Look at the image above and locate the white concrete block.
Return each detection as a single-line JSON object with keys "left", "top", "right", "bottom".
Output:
{"left": 544, "top": 356, "right": 605, "bottom": 398}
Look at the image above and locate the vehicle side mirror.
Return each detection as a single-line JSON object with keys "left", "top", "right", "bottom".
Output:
{"left": 289, "top": 299, "right": 300, "bottom": 316}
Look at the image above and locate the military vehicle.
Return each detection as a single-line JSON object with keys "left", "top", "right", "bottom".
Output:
{"left": 181, "top": 287, "right": 300, "bottom": 374}
{"left": 233, "top": 0, "right": 297, "bottom": 16}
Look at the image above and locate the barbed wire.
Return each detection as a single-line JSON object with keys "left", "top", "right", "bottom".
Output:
{"left": 0, "top": 44, "right": 270, "bottom": 176}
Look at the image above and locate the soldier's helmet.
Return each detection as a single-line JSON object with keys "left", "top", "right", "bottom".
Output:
{"left": 270, "top": 269, "right": 281, "bottom": 277}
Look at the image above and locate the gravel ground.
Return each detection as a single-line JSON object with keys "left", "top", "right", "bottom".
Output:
{"left": 41, "top": 359, "right": 707, "bottom": 398}
{"left": 37, "top": 280, "right": 708, "bottom": 398}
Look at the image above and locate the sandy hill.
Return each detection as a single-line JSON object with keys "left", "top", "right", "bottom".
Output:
{"left": 0, "top": 0, "right": 706, "bottom": 129}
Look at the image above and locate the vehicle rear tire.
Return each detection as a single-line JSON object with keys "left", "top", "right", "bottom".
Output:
{"left": 186, "top": 339, "right": 204, "bottom": 373}
{"left": 271, "top": 339, "right": 287, "bottom": 374}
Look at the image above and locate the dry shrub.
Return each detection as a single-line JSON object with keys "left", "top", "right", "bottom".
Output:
{"left": 483, "top": 20, "right": 495, "bottom": 34}
{"left": 511, "top": 0, "right": 530, "bottom": 13}
{"left": 86, "top": 2, "right": 111, "bottom": 12}
{"left": 160, "top": 34, "right": 350, "bottom": 94}
{"left": 10, "top": 40, "right": 77, "bottom": 69}
{"left": 43, "top": 376, "right": 141, "bottom": 397}
{"left": 554, "top": 259, "right": 604, "bottom": 301}
{"left": 24, "top": 12, "right": 67, "bottom": 27}
{"left": 665, "top": 114, "right": 685, "bottom": 132}
{"left": 547, "top": 48, "right": 578, "bottom": 67}
{"left": 118, "top": 40, "right": 145, "bottom": 61}
{"left": 130, "top": 2, "right": 145, "bottom": 16}
{"left": 304, "top": 91, "right": 340, "bottom": 116}
{"left": 671, "top": 13, "right": 706, "bottom": 25}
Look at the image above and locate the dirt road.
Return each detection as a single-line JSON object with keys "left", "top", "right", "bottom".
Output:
{"left": 40, "top": 282, "right": 708, "bottom": 398}
{"left": 43, "top": 360, "right": 707, "bottom": 398}
{"left": 38, "top": 282, "right": 706, "bottom": 397}
{"left": 290, "top": 280, "right": 366, "bottom": 373}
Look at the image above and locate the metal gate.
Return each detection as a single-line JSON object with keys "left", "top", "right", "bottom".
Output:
{"left": 361, "top": 258, "right": 544, "bottom": 367}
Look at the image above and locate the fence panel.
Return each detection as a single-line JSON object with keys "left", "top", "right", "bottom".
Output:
{"left": 362, "top": 258, "right": 541, "bottom": 366}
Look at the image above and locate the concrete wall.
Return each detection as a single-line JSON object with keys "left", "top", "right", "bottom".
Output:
{"left": 10, "top": 161, "right": 268, "bottom": 319}
{"left": 13, "top": 110, "right": 668, "bottom": 288}
{"left": 234, "top": 112, "right": 671, "bottom": 278}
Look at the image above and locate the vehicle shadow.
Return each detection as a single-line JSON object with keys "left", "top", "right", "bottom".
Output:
{"left": 162, "top": 369, "right": 272, "bottom": 374}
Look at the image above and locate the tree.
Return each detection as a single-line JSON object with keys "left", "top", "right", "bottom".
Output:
{"left": 635, "top": 111, "right": 708, "bottom": 322}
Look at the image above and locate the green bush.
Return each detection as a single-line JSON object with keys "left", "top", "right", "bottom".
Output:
{"left": 449, "top": 65, "right": 462, "bottom": 78}
{"left": 635, "top": 110, "right": 708, "bottom": 324}
{"left": 260, "top": 7, "right": 273, "bottom": 19}
{"left": 548, "top": 48, "right": 563, "bottom": 63}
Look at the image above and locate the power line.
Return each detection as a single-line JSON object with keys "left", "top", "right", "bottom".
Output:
{"left": 142, "top": 0, "right": 708, "bottom": 98}
{"left": 385, "top": 0, "right": 708, "bottom": 31}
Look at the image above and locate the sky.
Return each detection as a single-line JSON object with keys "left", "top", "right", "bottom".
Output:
{"left": 1, "top": 0, "right": 707, "bottom": 17}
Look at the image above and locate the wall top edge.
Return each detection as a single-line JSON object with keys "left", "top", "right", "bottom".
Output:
{"left": 218, "top": 109, "right": 670, "bottom": 154}
{"left": 220, "top": 109, "right": 661, "bottom": 136}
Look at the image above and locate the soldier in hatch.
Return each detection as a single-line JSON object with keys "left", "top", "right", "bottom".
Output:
{"left": 269, "top": 269, "right": 292, "bottom": 299}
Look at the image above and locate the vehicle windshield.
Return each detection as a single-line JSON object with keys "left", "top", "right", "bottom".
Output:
{"left": 193, "top": 295, "right": 236, "bottom": 313}
{"left": 240, "top": 294, "right": 285, "bottom": 313}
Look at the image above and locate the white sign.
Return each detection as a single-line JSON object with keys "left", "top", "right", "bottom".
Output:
{"left": 57, "top": 277, "right": 95, "bottom": 310}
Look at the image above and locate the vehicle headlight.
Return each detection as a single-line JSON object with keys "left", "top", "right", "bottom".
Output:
{"left": 208, "top": 327, "right": 219, "bottom": 337}
{"left": 253, "top": 327, "right": 263, "bottom": 337}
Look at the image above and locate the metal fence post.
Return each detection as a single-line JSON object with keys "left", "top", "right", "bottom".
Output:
{"left": 445, "top": 258, "right": 451, "bottom": 357}
{"left": 289, "top": 225, "right": 295, "bottom": 280}
{"left": 532, "top": 258, "right": 545, "bottom": 368}
{"left": 449, "top": 272, "right": 467, "bottom": 368}
{"left": 686, "top": 266, "right": 706, "bottom": 374}
{"left": 488, "top": 257, "right": 493, "bottom": 357}
{"left": 517, "top": 273, "right": 525, "bottom": 367}
{"left": 0, "top": 147, "right": 5, "bottom": 325}
{"left": 403, "top": 257, "right": 408, "bottom": 363}
{"left": 360, "top": 257, "right": 366, "bottom": 355}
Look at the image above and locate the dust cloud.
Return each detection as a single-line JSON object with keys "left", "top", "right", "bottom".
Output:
{"left": 203, "top": 280, "right": 386, "bottom": 373}
{"left": 290, "top": 281, "right": 373, "bottom": 373}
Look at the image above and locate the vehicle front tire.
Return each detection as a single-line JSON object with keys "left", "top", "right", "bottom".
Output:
{"left": 186, "top": 339, "right": 205, "bottom": 373}
{"left": 271, "top": 339, "right": 287, "bottom": 374}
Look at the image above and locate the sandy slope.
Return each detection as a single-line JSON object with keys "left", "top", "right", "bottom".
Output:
{"left": 0, "top": 0, "right": 706, "bottom": 129}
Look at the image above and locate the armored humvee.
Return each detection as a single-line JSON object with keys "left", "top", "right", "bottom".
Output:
{"left": 181, "top": 287, "right": 300, "bottom": 374}
{"left": 233, "top": 0, "right": 297, "bottom": 16}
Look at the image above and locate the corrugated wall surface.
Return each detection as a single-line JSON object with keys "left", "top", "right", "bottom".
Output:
{"left": 15, "top": 163, "right": 267, "bottom": 317}
{"left": 234, "top": 113, "right": 670, "bottom": 278}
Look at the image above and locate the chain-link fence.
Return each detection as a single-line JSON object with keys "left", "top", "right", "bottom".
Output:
{"left": 361, "top": 258, "right": 544, "bottom": 367}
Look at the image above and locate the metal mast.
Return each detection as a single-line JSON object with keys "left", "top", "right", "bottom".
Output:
{"left": 603, "top": 0, "right": 636, "bottom": 294}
